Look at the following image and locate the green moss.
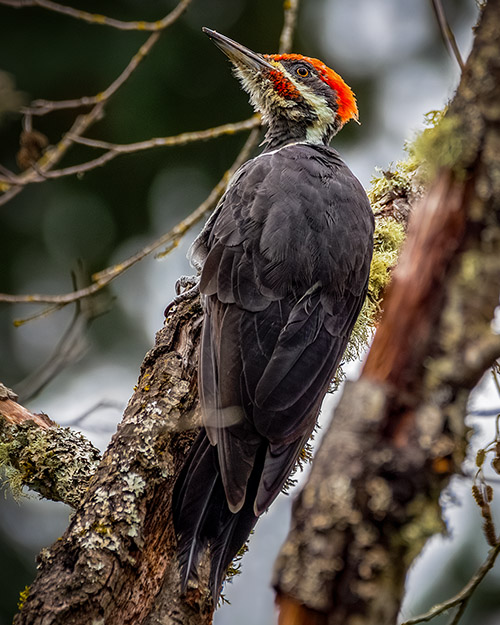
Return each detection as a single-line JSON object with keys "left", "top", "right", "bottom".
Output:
{"left": 0, "top": 418, "right": 100, "bottom": 507}
{"left": 344, "top": 217, "right": 406, "bottom": 367}
{"left": 17, "top": 585, "right": 30, "bottom": 611}
{"left": 342, "top": 109, "right": 451, "bottom": 367}
{"left": 408, "top": 114, "right": 468, "bottom": 181}
{"left": 367, "top": 162, "right": 416, "bottom": 214}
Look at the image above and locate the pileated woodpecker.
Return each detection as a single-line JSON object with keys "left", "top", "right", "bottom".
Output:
{"left": 173, "top": 28, "right": 374, "bottom": 598}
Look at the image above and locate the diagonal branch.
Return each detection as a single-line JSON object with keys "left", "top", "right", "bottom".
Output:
{"left": 0, "top": 127, "right": 261, "bottom": 313}
{"left": 274, "top": 2, "right": 500, "bottom": 623}
{"left": 0, "top": 0, "right": 192, "bottom": 32}
{"left": 0, "top": 0, "right": 191, "bottom": 206}
{"left": 400, "top": 543, "right": 500, "bottom": 625}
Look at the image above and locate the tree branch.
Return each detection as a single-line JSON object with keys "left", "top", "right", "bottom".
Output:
{"left": 0, "top": 0, "right": 191, "bottom": 206}
{"left": 0, "top": 384, "right": 101, "bottom": 508}
{"left": 0, "top": 117, "right": 260, "bottom": 184}
{"left": 400, "top": 543, "right": 500, "bottom": 625}
{"left": 0, "top": 127, "right": 261, "bottom": 317}
{"left": 279, "top": 0, "right": 301, "bottom": 54}
{"left": 430, "top": 0, "right": 465, "bottom": 71}
{"left": 0, "top": 0, "right": 192, "bottom": 32}
{"left": 274, "top": 2, "right": 500, "bottom": 623}
{"left": 13, "top": 293, "right": 210, "bottom": 625}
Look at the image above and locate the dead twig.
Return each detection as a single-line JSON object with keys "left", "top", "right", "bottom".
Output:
{"left": 0, "top": 127, "right": 262, "bottom": 308}
{"left": 430, "top": 0, "right": 465, "bottom": 71}
{"left": 0, "top": 0, "right": 192, "bottom": 32}
{"left": 400, "top": 543, "right": 500, "bottom": 625}
{"left": 0, "top": 117, "right": 260, "bottom": 184}
{"left": 0, "top": 0, "right": 191, "bottom": 206}
{"left": 279, "top": 0, "right": 301, "bottom": 54}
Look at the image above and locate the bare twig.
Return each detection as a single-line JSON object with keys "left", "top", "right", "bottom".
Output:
{"left": 0, "top": 164, "right": 16, "bottom": 180}
{"left": 279, "top": 0, "right": 301, "bottom": 54}
{"left": 0, "top": 0, "right": 192, "bottom": 32}
{"left": 69, "top": 116, "right": 260, "bottom": 153}
{"left": 0, "top": 101, "right": 104, "bottom": 205}
{"left": 0, "top": 117, "right": 260, "bottom": 184}
{"left": 14, "top": 267, "right": 111, "bottom": 402}
{"left": 401, "top": 544, "right": 500, "bottom": 625}
{"left": 430, "top": 0, "right": 465, "bottom": 71}
{"left": 60, "top": 400, "right": 124, "bottom": 427}
{"left": 22, "top": 21, "right": 171, "bottom": 117}
{"left": 0, "top": 1, "right": 190, "bottom": 206}
{"left": 0, "top": 127, "right": 261, "bottom": 307}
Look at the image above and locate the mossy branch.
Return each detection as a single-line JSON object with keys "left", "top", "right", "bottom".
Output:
{"left": 0, "top": 385, "right": 100, "bottom": 508}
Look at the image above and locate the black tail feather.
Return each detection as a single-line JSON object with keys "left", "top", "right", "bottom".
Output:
{"left": 173, "top": 433, "right": 219, "bottom": 591}
{"left": 208, "top": 495, "right": 259, "bottom": 597}
{"left": 172, "top": 430, "right": 261, "bottom": 598}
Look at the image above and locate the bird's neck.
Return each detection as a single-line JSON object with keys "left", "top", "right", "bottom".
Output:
{"left": 263, "top": 116, "right": 331, "bottom": 151}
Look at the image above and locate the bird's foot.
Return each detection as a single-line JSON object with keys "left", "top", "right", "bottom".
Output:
{"left": 175, "top": 275, "right": 199, "bottom": 296}
{"left": 164, "top": 275, "right": 200, "bottom": 317}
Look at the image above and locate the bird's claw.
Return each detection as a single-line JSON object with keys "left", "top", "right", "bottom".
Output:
{"left": 175, "top": 275, "right": 199, "bottom": 296}
{"left": 164, "top": 275, "right": 200, "bottom": 317}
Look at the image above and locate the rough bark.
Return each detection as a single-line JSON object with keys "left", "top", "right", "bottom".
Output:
{"left": 13, "top": 295, "right": 215, "bottom": 625}
{"left": 0, "top": 383, "right": 101, "bottom": 508}
{"left": 274, "top": 2, "right": 500, "bottom": 623}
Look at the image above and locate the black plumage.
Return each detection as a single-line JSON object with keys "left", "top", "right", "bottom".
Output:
{"left": 173, "top": 143, "right": 374, "bottom": 597}
{"left": 172, "top": 29, "right": 374, "bottom": 600}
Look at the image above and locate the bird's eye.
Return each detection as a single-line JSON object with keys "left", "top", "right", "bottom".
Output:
{"left": 296, "top": 66, "right": 309, "bottom": 77}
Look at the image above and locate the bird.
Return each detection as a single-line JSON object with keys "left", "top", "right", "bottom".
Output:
{"left": 172, "top": 27, "right": 374, "bottom": 600}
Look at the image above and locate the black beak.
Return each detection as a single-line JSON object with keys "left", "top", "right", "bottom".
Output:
{"left": 202, "top": 27, "right": 275, "bottom": 72}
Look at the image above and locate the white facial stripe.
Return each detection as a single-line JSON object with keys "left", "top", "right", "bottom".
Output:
{"left": 287, "top": 73, "right": 335, "bottom": 143}
{"left": 234, "top": 61, "right": 336, "bottom": 143}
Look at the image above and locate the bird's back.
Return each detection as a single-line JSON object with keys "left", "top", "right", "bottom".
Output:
{"left": 173, "top": 142, "right": 374, "bottom": 597}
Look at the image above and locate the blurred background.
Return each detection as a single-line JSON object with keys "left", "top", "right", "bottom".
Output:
{"left": 1, "top": 0, "right": 499, "bottom": 623}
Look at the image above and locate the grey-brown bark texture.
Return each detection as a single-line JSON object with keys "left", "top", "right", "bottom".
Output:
{"left": 0, "top": 383, "right": 101, "bottom": 509}
{"left": 274, "top": 1, "right": 500, "bottom": 624}
{"left": 12, "top": 296, "right": 216, "bottom": 625}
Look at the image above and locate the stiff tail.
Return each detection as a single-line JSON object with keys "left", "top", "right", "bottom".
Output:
{"left": 172, "top": 430, "right": 261, "bottom": 598}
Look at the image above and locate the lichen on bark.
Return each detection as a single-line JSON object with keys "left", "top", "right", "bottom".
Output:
{"left": 0, "top": 417, "right": 101, "bottom": 508}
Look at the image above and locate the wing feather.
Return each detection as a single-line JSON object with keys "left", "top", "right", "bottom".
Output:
{"left": 188, "top": 144, "right": 373, "bottom": 582}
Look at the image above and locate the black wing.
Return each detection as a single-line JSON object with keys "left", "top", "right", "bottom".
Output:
{"left": 193, "top": 143, "right": 374, "bottom": 515}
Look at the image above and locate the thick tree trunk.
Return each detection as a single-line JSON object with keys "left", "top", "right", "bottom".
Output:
{"left": 274, "top": 2, "right": 500, "bottom": 623}
{"left": 12, "top": 296, "right": 215, "bottom": 625}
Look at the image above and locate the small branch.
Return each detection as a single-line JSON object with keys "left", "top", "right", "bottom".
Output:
{"left": 22, "top": 25, "right": 164, "bottom": 117}
{"left": 0, "top": 163, "right": 17, "bottom": 179}
{"left": 400, "top": 543, "right": 500, "bottom": 625}
{"left": 60, "top": 400, "right": 124, "bottom": 427}
{"left": 70, "top": 116, "right": 260, "bottom": 154}
{"left": 0, "top": 0, "right": 192, "bottom": 32}
{"left": 0, "top": 390, "right": 101, "bottom": 508}
{"left": 0, "top": 127, "right": 261, "bottom": 307}
{"left": 0, "top": 2, "right": 188, "bottom": 206}
{"left": 430, "top": 0, "right": 465, "bottom": 71}
{"left": 14, "top": 269, "right": 111, "bottom": 401}
{"left": 0, "top": 117, "right": 260, "bottom": 184}
{"left": 279, "top": 0, "right": 301, "bottom": 54}
{"left": 0, "top": 99, "right": 104, "bottom": 208}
